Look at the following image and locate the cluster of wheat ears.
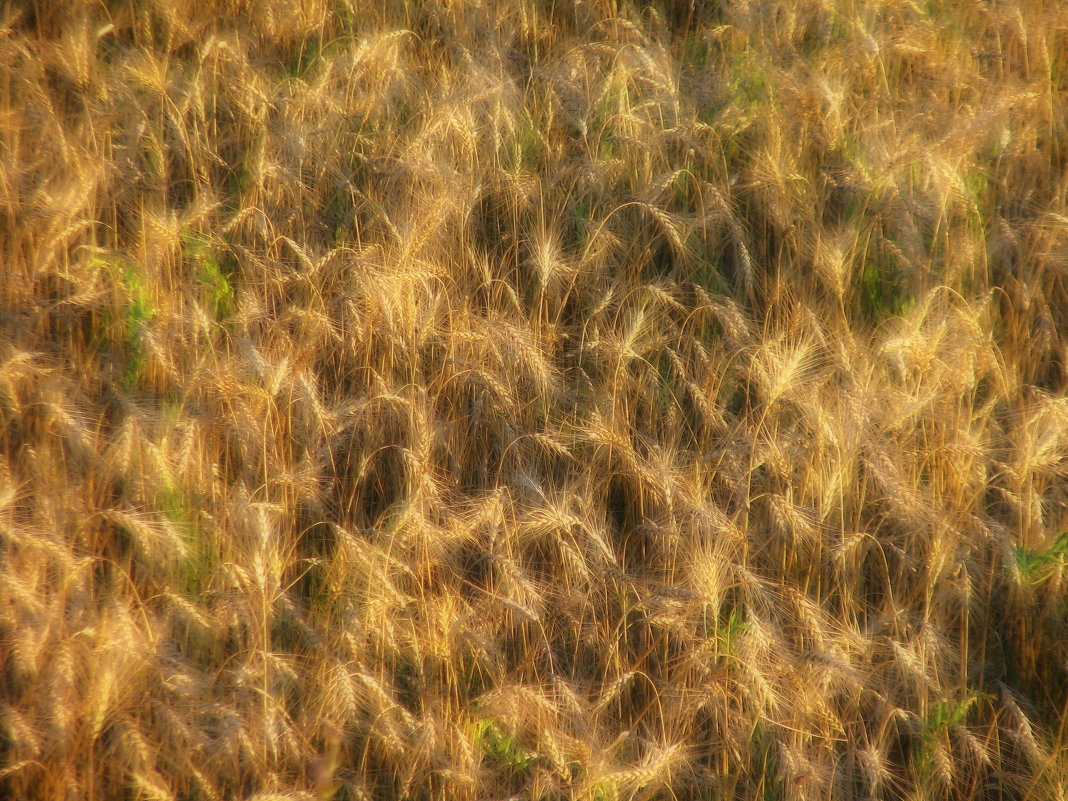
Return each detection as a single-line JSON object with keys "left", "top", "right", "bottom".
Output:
{"left": 2, "top": 0, "right": 1067, "bottom": 799}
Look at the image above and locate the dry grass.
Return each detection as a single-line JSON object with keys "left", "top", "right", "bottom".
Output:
{"left": 2, "top": 0, "right": 1067, "bottom": 799}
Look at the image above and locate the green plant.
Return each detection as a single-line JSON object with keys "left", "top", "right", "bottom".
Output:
{"left": 729, "top": 51, "right": 772, "bottom": 112}
{"left": 860, "top": 254, "right": 913, "bottom": 322}
{"left": 183, "top": 229, "right": 236, "bottom": 321}
{"left": 1014, "top": 533, "right": 1068, "bottom": 587}
{"left": 88, "top": 256, "right": 155, "bottom": 389}
{"left": 155, "top": 475, "right": 213, "bottom": 597}
{"left": 505, "top": 120, "right": 544, "bottom": 172}
{"left": 914, "top": 692, "right": 990, "bottom": 789}
{"left": 474, "top": 718, "right": 537, "bottom": 777}
{"left": 716, "top": 608, "right": 748, "bottom": 660}
{"left": 749, "top": 725, "right": 783, "bottom": 801}
{"left": 589, "top": 776, "right": 618, "bottom": 801}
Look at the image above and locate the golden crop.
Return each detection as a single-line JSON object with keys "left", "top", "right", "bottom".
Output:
{"left": 1, "top": 1, "right": 1066, "bottom": 799}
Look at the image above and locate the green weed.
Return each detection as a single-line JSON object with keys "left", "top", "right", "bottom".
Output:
{"left": 1014, "top": 533, "right": 1068, "bottom": 587}
{"left": 506, "top": 121, "right": 545, "bottom": 172}
{"left": 474, "top": 718, "right": 537, "bottom": 777}
{"left": 749, "top": 724, "right": 783, "bottom": 801}
{"left": 860, "top": 253, "right": 913, "bottom": 322}
{"left": 88, "top": 256, "right": 155, "bottom": 389}
{"left": 729, "top": 52, "right": 772, "bottom": 112}
{"left": 718, "top": 608, "right": 748, "bottom": 660}
{"left": 589, "top": 776, "right": 617, "bottom": 801}
{"left": 914, "top": 691, "right": 990, "bottom": 788}
{"left": 183, "top": 229, "right": 236, "bottom": 321}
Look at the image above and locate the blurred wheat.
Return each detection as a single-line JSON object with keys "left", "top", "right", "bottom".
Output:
{"left": 1, "top": 1, "right": 1067, "bottom": 799}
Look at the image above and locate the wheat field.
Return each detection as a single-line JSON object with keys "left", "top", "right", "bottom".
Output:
{"left": 1, "top": 1, "right": 1067, "bottom": 799}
